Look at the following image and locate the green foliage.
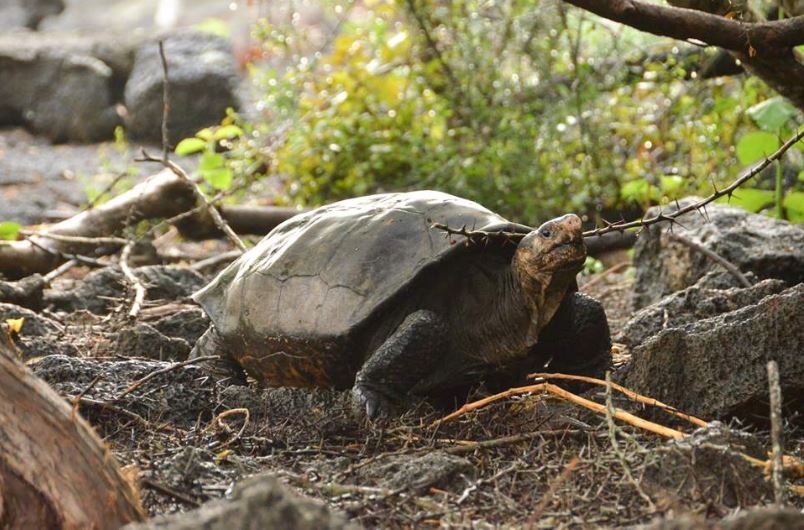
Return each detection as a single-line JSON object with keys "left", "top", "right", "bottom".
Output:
{"left": 218, "top": 0, "right": 804, "bottom": 224}
{"left": 175, "top": 120, "right": 244, "bottom": 192}
{"left": 0, "top": 221, "right": 21, "bottom": 241}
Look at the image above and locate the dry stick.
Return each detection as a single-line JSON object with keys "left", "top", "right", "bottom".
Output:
{"left": 114, "top": 355, "right": 219, "bottom": 401}
{"left": 136, "top": 41, "right": 246, "bottom": 253}
{"left": 529, "top": 372, "right": 708, "bottom": 428}
{"left": 580, "top": 260, "right": 632, "bottom": 292}
{"left": 604, "top": 372, "right": 654, "bottom": 510}
{"left": 767, "top": 360, "right": 786, "bottom": 506}
{"left": 190, "top": 249, "right": 242, "bottom": 272}
{"left": 20, "top": 232, "right": 130, "bottom": 247}
{"left": 158, "top": 40, "right": 170, "bottom": 162}
{"left": 42, "top": 258, "right": 80, "bottom": 284}
{"left": 141, "top": 478, "right": 199, "bottom": 507}
{"left": 667, "top": 233, "right": 751, "bottom": 288}
{"left": 119, "top": 241, "right": 146, "bottom": 319}
{"left": 204, "top": 408, "right": 250, "bottom": 450}
{"left": 433, "top": 382, "right": 686, "bottom": 440}
{"left": 526, "top": 456, "right": 581, "bottom": 528}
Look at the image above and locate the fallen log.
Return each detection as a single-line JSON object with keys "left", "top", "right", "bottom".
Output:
{"left": 0, "top": 170, "right": 301, "bottom": 279}
{"left": 0, "top": 325, "right": 144, "bottom": 529}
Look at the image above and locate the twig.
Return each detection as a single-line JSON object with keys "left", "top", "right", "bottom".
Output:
{"left": 580, "top": 261, "right": 632, "bottom": 292}
{"left": 119, "top": 241, "right": 146, "bottom": 319}
{"left": 204, "top": 408, "right": 250, "bottom": 449}
{"left": 135, "top": 40, "right": 246, "bottom": 253}
{"left": 158, "top": 40, "right": 170, "bottom": 161}
{"left": 433, "top": 382, "right": 686, "bottom": 439}
{"left": 42, "top": 258, "right": 80, "bottom": 284}
{"left": 141, "top": 478, "right": 200, "bottom": 507}
{"left": 767, "top": 360, "right": 786, "bottom": 505}
{"left": 71, "top": 374, "right": 102, "bottom": 420}
{"left": 667, "top": 233, "right": 751, "bottom": 287}
{"left": 115, "top": 355, "right": 219, "bottom": 400}
{"left": 526, "top": 456, "right": 580, "bottom": 527}
{"left": 529, "top": 372, "right": 708, "bottom": 427}
{"left": 21, "top": 232, "right": 129, "bottom": 247}
{"left": 604, "top": 372, "right": 654, "bottom": 509}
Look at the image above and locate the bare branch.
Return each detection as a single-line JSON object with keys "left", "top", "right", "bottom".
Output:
{"left": 666, "top": 233, "right": 752, "bottom": 288}
{"left": 562, "top": 0, "right": 804, "bottom": 53}
{"left": 119, "top": 241, "right": 146, "bottom": 319}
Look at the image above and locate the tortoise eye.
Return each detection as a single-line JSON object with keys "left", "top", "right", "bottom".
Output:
{"left": 539, "top": 227, "right": 553, "bottom": 238}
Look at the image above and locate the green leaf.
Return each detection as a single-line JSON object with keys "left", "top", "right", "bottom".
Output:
{"left": 195, "top": 128, "right": 215, "bottom": 141}
{"left": 746, "top": 97, "right": 798, "bottom": 131}
{"left": 798, "top": 171, "right": 804, "bottom": 183}
{"left": 199, "top": 152, "right": 225, "bottom": 170}
{"left": 0, "top": 221, "right": 21, "bottom": 241}
{"left": 175, "top": 138, "right": 207, "bottom": 156}
{"left": 620, "top": 179, "right": 659, "bottom": 202}
{"left": 719, "top": 188, "right": 774, "bottom": 213}
{"left": 736, "top": 131, "right": 780, "bottom": 165}
{"left": 659, "top": 175, "right": 683, "bottom": 195}
{"left": 201, "top": 167, "right": 233, "bottom": 190}
{"left": 783, "top": 191, "right": 804, "bottom": 223}
{"left": 213, "top": 125, "right": 244, "bottom": 141}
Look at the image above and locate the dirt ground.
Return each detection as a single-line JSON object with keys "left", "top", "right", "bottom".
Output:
{"left": 5, "top": 250, "right": 800, "bottom": 529}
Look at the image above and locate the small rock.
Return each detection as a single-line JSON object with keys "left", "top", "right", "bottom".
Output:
{"left": 124, "top": 30, "right": 239, "bottom": 143}
{"left": 642, "top": 424, "right": 772, "bottom": 508}
{"left": 356, "top": 451, "right": 475, "bottom": 493}
{"left": 620, "top": 277, "right": 787, "bottom": 348}
{"left": 123, "top": 474, "right": 357, "bottom": 530}
{"left": 152, "top": 307, "right": 209, "bottom": 344}
{"left": 0, "top": 0, "right": 64, "bottom": 30}
{"left": 634, "top": 507, "right": 804, "bottom": 530}
{"left": 632, "top": 198, "right": 804, "bottom": 309}
{"left": 0, "top": 30, "right": 122, "bottom": 142}
{"left": 622, "top": 283, "right": 804, "bottom": 423}
{"left": 114, "top": 322, "right": 191, "bottom": 361}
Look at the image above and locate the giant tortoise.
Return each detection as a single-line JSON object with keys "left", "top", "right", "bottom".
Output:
{"left": 191, "top": 191, "right": 611, "bottom": 417}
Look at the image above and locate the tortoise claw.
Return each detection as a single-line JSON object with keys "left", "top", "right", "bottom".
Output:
{"left": 351, "top": 384, "right": 396, "bottom": 420}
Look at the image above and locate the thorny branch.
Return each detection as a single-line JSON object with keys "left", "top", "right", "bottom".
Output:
{"left": 434, "top": 127, "right": 804, "bottom": 243}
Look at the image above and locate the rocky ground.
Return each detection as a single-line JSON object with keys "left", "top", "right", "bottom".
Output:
{"left": 1, "top": 199, "right": 802, "bottom": 529}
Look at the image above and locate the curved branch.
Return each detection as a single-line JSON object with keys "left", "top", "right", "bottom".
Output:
{"left": 563, "top": 0, "right": 804, "bottom": 53}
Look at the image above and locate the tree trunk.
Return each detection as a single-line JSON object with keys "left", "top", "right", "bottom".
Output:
{"left": 0, "top": 326, "right": 144, "bottom": 529}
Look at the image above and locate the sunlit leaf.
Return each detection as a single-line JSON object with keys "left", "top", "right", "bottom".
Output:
{"left": 0, "top": 221, "right": 21, "bottom": 241}
{"left": 213, "top": 125, "right": 244, "bottom": 141}
{"left": 659, "top": 175, "right": 683, "bottom": 195}
{"left": 783, "top": 191, "right": 804, "bottom": 222}
{"left": 175, "top": 138, "right": 207, "bottom": 156}
{"left": 719, "top": 188, "right": 774, "bottom": 213}
{"left": 736, "top": 132, "right": 780, "bottom": 165}
{"left": 746, "top": 97, "right": 798, "bottom": 131}
{"left": 5, "top": 318, "right": 24, "bottom": 334}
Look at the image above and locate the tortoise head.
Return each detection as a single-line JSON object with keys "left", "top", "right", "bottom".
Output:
{"left": 513, "top": 214, "right": 586, "bottom": 339}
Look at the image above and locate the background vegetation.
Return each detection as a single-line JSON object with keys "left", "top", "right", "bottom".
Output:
{"left": 181, "top": 0, "right": 804, "bottom": 227}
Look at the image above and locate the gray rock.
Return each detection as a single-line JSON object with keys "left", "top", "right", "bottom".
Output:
{"left": 622, "top": 283, "right": 804, "bottom": 422}
{"left": 632, "top": 198, "right": 804, "bottom": 309}
{"left": 152, "top": 307, "right": 210, "bottom": 344}
{"left": 620, "top": 277, "right": 787, "bottom": 347}
{"left": 642, "top": 424, "right": 772, "bottom": 508}
{"left": 124, "top": 30, "right": 239, "bottom": 143}
{"left": 0, "top": 30, "right": 124, "bottom": 142}
{"left": 123, "top": 474, "right": 357, "bottom": 530}
{"left": 633, "top": 507, "right": 804, "bottom": 530}
{"left": 0, "top": 0, "right": 64, "bottom": 30}
{"left": 355, "top": 451, "right": 475, "bottom": 493}
{"left": 114, "top": 322, "right": 191, "bottom": 361}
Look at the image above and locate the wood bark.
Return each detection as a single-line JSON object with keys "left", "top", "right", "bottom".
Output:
{"left": 0, "top": 326, "right": 144, "bottom": 529}
{"left": 563, "top": 0, "right": 804, "bottom": 111}
{"left": 0, "top": 170, "right": 301, "bottom": 279}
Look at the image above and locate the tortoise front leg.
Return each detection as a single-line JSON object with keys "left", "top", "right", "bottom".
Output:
{"left": 352, "top": 310, "right": 447, "bottom": 419}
